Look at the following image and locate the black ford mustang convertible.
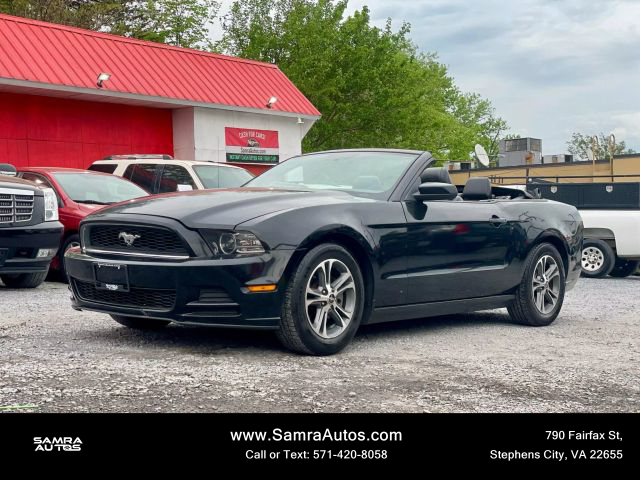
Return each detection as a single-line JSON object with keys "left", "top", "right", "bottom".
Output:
{"left": 66, "top": 149, "right": 583, "bottom": 355}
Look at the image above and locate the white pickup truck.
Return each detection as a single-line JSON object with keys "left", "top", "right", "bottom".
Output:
{"left": 529, "top": 182, "right": 640, "bottom": 278}
{"left": 580, "top": 210, "right": 640, "bottom": 277}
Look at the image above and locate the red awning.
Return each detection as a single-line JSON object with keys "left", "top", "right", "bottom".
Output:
{"left": 0, "top": 13, "right": 320, "bottom": 117}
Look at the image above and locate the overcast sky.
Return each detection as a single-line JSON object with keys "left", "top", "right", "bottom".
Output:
{"left": 214, "top": 0, "right": 640, "bottom": 154}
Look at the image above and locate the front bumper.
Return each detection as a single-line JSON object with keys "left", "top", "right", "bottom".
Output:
{"left": 65, "top": 247, "right": 295, "bottom": 329}
{"left": 0, "top": 222, "right": 62, "bottom": 274}
{"left": 565, "top": 228, "right": 583, "bottom": 293}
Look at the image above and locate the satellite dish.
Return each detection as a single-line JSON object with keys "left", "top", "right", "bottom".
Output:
{"left": 474, "top": 144, "right": 490, "bottom": 168}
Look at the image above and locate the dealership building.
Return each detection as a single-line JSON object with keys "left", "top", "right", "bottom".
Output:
{"left": 0, "top": 14, "right": 320, "bottom": 175}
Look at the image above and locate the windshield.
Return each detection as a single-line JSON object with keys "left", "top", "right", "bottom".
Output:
{"left": 193, "top": 165, "right": 254, "bottom": 189}
{"left": 53, "top": 173, "right": 148, "bottom": 205}
{"left": 244, "top": 151, "right": 419, "bottom": 199}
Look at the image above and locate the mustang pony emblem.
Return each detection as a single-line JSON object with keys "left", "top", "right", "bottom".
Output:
{"left": 118, "top": 232, "right": 141, "bottom": 246}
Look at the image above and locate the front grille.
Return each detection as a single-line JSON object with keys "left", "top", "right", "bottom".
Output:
{"left": 87, "top": 224, "right": 190, "bottom": 257}
{"left": 0, "top": 192, "right": 34, "bottom": 224}
{"left": 73, "top": 280, "right": 176, "bottom": 311}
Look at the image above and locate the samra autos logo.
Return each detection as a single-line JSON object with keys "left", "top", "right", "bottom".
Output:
{"left": 34, "top": 437, "right": 82, "bottom": 452}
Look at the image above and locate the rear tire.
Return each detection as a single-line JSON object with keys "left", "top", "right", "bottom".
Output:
{"left": 276, "top": 244, "right": 365, "bottom": 355}
{"left": 110, "top": 315, "right": 170, "bottom": 330}
{"left": 0, "top": 271, "right": 48, "bottom": 289}
{"left": 609, "top": 257, "right": 640, "bottom": 278}
{"left": 581, "top": 239, "right": 615, "bottom": 278}
{"left": 508, "top": 243, "right": 565, "bottom": 327}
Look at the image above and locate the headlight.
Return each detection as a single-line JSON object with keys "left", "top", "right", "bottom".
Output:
{"left": 42, "top": 188, "right": 59, "bottom": 222}
{"left": 219, "top": 233, "right": 237, "bottom": 254}
{"left": 200, "top": 230, "right": 266, "bottom": 256}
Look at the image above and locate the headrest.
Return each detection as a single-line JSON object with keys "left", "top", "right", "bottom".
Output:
{"left": 420, "top": 167, "right": 451, "bottom": 184}
{"left": 462, "top": 177, "right": 492, "bottom": 200}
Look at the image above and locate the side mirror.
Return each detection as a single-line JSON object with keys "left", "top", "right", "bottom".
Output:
{"left": 413, "top": 182, "right": 458, "bottom": 201}
{"left": 0, "top": 163, "right": 17, "bottom": 177}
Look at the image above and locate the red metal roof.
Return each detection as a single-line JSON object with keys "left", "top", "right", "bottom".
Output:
{"left": 0, "top": 13, "right": 320, "bottom": 117}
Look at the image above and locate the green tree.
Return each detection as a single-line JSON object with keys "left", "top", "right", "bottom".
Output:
{"left": 567, "top": 132, "right": 636, "bottom": 161}
{"left": 0, "top": 0, "right": 219, "bottom": 49}
{"left": 445, "top": 90, "right": 507, "bottom": 163}
{"left": 0, "top": 1, "right": 124, "bottom": 30}
{"left": 124, "top": 1, "right": 220, "bottom": 49}
{"left": 218, "top": 0, "right": 506, "bottom": 159}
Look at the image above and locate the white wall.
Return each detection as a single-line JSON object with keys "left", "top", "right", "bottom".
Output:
{"left": 171, "top": 108, "right": 195, "bottom": 160}
{"left": 172, "top": 106, "right": 316, "bottom": 163}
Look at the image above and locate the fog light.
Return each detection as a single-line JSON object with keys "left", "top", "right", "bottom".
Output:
{"left": 247, "top": 284, "right": 277, "bottom": 293}
{"left": 37, "top": 248, "right": 55, "bottom": 258}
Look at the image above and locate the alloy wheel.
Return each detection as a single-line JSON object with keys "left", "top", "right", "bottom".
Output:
{"left": 532, "top": 255, "right": 561, "bottom": 314}
{"left": 305, "top": 259, "right": 356, "bottom": 339}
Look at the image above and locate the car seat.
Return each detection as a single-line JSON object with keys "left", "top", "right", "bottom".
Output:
{"left": 420, "top": 167, "right": 452, "bottom": 184}
{"left": 462, "top": 177, "right": 492, "bottom": 200}
{"left": 420, "top": 167, "right": 463, "bottom": 201}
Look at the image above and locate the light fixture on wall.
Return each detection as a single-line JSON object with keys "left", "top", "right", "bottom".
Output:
{"left": 297, "top": 117, "right": 304, "bottom": 124}
{"left": 266, "top": 96, "right": 278, "bottom": 109}
{"left": 96, "top": 72, "right": 111, "bottom": 88}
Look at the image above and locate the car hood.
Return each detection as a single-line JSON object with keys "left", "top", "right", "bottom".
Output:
{"left": 76, "top": 203, "right": 107, "bottom": 213}
{"left": 86, "top": 188, "right": 373, "bottom": 229}
{"left": 0, "top": 175, "right": 44, "bottom": 194}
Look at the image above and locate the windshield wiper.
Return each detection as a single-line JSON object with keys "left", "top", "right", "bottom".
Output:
{"left": 75, "top": 200, "right": 112, "bottom": 205}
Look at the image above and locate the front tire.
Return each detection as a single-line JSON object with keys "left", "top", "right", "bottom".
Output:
{"left": 609, "top": 257, "right": 640, "bottom": 278}
{"left": 110, "top": 315, "right": 170, "bottom": 330}
{"left": 581, "top": 239, "right": 615, "bottom": 278}
{"left": 508, "top": 243, "right": 565, "bottom": 327}
{"left": 277, "top": 244, "right": 365, "bottom": 355}
{"left": 0, "top": 271, "right": 48, "bottom": 289}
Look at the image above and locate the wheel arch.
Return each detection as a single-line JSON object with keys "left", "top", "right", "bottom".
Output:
{"left": 583, "top": 227, "right": 616, "bottom": 250}
{"left": 62, "top": 229, "right": 79, "bottom": 243}
{"left": 284, "top": 227, "right": 376, "bottom": 321}
{"left": 530, "top": 231, "right": 570, "bottom": 275}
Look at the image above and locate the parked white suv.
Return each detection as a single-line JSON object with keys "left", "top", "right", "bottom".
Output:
{"left": 88, "top": 155, "right": 254, "bottom": 194}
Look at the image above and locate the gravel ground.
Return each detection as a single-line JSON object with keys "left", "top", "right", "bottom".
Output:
{"left": 0, "top": 277, "right": 638, "bottom": 413}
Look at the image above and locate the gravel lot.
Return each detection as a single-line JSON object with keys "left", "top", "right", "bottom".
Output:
{"left": 0, "top": 276, "right": 638, "bottom": 413}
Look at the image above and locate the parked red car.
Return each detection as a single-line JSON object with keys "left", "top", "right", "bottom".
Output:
{"left": 16, "top": 167, "right": 149, "bottom": 280}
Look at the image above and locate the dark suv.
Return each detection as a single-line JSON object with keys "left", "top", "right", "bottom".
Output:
{"left": 0, "top": 164, "right": 63, "bottom": 288}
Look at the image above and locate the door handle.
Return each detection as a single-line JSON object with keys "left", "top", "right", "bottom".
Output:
{"left": 489, "top": 215, "right": 507, "bottom": 227}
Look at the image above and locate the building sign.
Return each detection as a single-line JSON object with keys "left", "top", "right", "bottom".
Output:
{"left": 225, "top": 127, "right": 279, "bottom": 164}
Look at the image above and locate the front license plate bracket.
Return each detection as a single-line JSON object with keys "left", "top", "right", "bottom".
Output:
{"left": 94, "top": 263, "right": 129, "bottom": 292}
